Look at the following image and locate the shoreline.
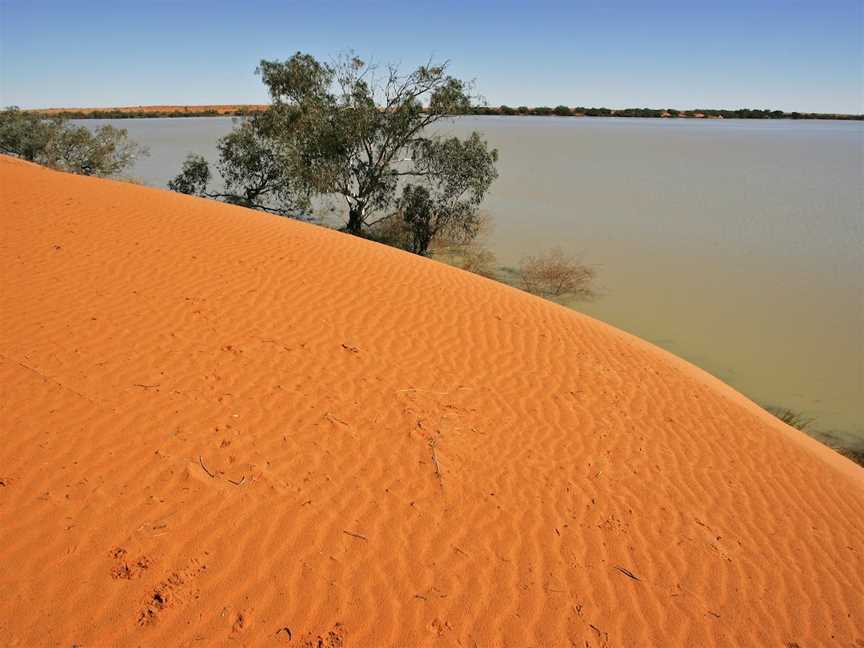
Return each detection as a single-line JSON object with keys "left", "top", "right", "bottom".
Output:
{"left": 26, "top": 104, "right": 864, "bottom": 121}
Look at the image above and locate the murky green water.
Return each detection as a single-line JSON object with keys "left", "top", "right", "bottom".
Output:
{"left": 81, "top": 116, "right": 864, "bottom": 448}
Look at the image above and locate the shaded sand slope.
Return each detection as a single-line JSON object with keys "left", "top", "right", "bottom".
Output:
{"left": 1, "top": 155, "right": 862, "bottom": 647}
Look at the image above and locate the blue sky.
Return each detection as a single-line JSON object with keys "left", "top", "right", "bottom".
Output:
{"left": 1, "top": 0, "right": 862, "bottom": 113}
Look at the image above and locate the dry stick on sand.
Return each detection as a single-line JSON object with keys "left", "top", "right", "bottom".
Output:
{"left": 325, "top": 412, "right": 350, "bottom": 427}
{"left": 395, "top": 386, "right": 474, "bottom": 395}
{"left": 198, "top": 455, "right": 217, "bottom": 479}
{"left": 614, "top": 566, "right": 640, "bottom": 581}
{"left": 227, "top": 475, "right": 246, "bottom": 486}
{"left": 6, "top": 355, "right": 97, "bottom": 405}
{"left": 430, "top": 437, "right": 443, "bottom": 481}
{"left": 343, "top": 530, "right": 367, "bottom": 541}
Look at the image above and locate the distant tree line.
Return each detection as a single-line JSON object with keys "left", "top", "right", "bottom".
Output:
{"left": 45, "top": 105, "right": 862, "bottom": 121}
{"left": 29, "top": 107, "right": 266, "bottom": 120}
{"left": 471, "top": 105, "right": 863, "bottom": 120}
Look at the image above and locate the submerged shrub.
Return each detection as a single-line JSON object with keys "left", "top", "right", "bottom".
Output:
{"left": 763, "top": 405, "right": 863, "bottom": 466}
{"left": 765, "top": 406, "right": 813, "bottom": 431}
{"left": 837, "top": 447, "right": 864, "bottom": 467}
{"left": 519, "top": 247, "right": 596, "bottom": 300}
{"left": 426, "top": 212, "right": 498, "bottom": 277}
{"left": 457, "top": 245, "right": 498, "bottom": 279}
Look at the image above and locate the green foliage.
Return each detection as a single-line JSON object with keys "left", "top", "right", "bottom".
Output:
{"left": 585, "top": 107, "right": 612, "bottom": 117}
{"left": 0, "top": 108, "right": 59, "bottom": 161}
{"left": 0, "top": 107, "right": 147, "bottom": 176}
{"left": 465, "top": 105, "right": 861, "bottom": 120}
{"left": 258, "top": 54, "right": 334, "bottom": 105}
{"left": 399, "top": 184, "right": 437, "bottom": 254}
{"left": 43, "top": 124, "right": 146, "bottom": 176}
{"left": 42, "top": 105, "right": 864, "bottom": 122}
{"left": 168, "top": 110, "right": 311, "bottom": 217}
{"left": 168, "top": 154, "right": 211, "bottom": 195}
{"left": 171, "top": 52, "right": 499, "bottom": 243}
{"left": 397, "top": 132, "right": 498, "bottom": 255}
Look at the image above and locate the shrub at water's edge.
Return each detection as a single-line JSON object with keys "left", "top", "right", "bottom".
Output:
{"left": 765, "top": 405, "right": 863, "bottom": 467}
{"left": 518, "top": 247, "right": 597, "bottom": 302}
{"left": 0, "top": 106, "right": 147, "bottom": 177}
{"left": 765, "top": 406, "right": 814, "bottom": 432}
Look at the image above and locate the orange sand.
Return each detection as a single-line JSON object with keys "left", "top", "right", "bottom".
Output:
{"left": 1, "top": 155, "right": 862, "bottom": 647}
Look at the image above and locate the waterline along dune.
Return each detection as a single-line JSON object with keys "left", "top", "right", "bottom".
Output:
{"left": 1, "top": 155, "right": 862, "bottom": 646}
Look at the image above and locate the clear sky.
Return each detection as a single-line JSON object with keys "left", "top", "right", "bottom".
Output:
{"left": 1, "top": 0, "right": 862, "bottom": 113}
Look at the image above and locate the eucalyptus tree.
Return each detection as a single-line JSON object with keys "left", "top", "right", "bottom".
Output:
{"left": 169, "top": 109, "right": 311, "bottom": 217}
{"left": 398, "top": 132, "right": 498, "bottom": 255}
{"left": 170, "top": 52, "right": 499, "bottom": 248}
{"left": 0, "top": 107, "right": 147, "bottom": 177}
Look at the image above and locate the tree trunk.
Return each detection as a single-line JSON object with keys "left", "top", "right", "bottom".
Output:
{"left": 413, "top": 228, "right": 432, "bottom": 256}
{"left": 347, "top": 204, "right": 365, "bottom": 235}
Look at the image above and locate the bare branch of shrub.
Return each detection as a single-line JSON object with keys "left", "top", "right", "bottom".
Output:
{"left": 518, "top": 247, "right": 596, "bottom": 301}
{"left": 458, "top": 245, "right": 498, "bottom": 278}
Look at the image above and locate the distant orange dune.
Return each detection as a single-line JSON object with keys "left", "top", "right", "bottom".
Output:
{"left": 1, "top": 155, "right": 862, "bottom": 646}
{"left": 33, "top": 104, "right": 267, "bottom": 115}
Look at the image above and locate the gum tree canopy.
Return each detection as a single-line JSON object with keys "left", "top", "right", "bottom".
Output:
{"left": 170, "top": 53, "right": 498, "bottom": 248}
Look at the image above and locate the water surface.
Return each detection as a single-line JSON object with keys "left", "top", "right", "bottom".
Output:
{"left": 81, "top": 116, "right": 864, "bottom": 447}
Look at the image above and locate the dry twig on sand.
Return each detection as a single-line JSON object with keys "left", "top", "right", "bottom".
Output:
{"left": 430, "top": 438, "right": 442, "bottom": 480}
{"left": 614, "top": 566, "right": 640, "bottom": 581}
{"left": 343, "top": 530, "right": 367, "bottom": 541}
{"left": 324, "top": 412, "right": 350, "bottom": 427}
{"left": 198, "top": 455, "right": 216, "bottom": 479}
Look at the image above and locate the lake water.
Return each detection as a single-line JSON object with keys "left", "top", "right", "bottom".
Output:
{"left": 80, "top": 116, "right": 864, "bottom": 449}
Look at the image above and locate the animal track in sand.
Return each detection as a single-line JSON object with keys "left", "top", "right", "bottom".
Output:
{"left": 109, "top": 547, "right": 150, "bottom": 580}
{"left": 136, "top": 557, "right": 208, "bottom": 626}
{"left": 296, "top": 622, "right": 346, "bottom": 648}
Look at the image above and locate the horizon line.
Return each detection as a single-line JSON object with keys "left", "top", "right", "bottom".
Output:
{"left": 17, "top": 103, "right": 864, "bottom": 119}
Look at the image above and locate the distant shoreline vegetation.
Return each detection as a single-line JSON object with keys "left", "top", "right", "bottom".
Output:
{"left": 29, "top": 106, "right": 268, "bottom": 120}
{"left": 27, "top": 104, "right": 864, "bottom": 121}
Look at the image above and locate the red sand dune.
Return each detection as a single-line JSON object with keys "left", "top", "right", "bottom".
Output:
{"left": 1, "top": 155, "right": 862, "bottom": 647}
